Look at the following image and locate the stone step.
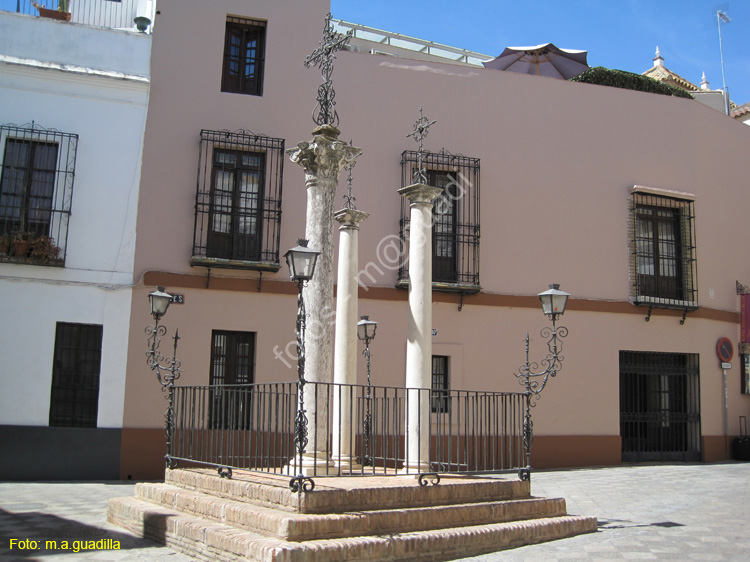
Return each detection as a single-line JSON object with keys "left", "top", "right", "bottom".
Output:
{"left": 134, "top": 482, "right": 568, "bottom": 541}
{"left": 108, "top": 495, "right": 598, "bottom": 562}
{"left": 165, "top": 468, "right": 532, "bottom": 514}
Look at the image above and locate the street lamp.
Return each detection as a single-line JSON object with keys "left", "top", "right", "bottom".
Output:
{"left": 148, "top": 286, "right": 172, "bottom": 319}
{"left": 284, "top": 239, "right": 320, "bottom": 492}
{"left": 145, "top": 286, "right": 182, "bottom": 468}
{"left": 357, "top": 315, "right": 378, "bottom": 465}
{"left": 515, "top": 283, "right": 570, "bottom": 481}
{"left": 537, "top": 283, "right": 569, "bottom": 319}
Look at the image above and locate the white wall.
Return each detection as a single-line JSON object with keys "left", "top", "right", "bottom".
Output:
{"left": 0, "top": 10, "right": 150, "bottom": 428}
{"left": 0, "top": 11, "right": 151, "bottom": 77}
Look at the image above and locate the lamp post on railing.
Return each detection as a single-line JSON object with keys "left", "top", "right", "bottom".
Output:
{"left": 284, "top": 239, "right": 320, "bottom": 492}
{"left": 357, "top": 315, "right": 377, "bottom": 465}
{"left": 515, "top": 284, "right": 570, "bottom": 482}
{"left": 145, "top": 286, "right": 182, "bottom": 469}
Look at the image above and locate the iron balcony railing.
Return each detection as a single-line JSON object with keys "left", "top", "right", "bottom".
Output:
{"left": 332, "top": 19, "right": 492, "bottom": 66}
{"left": 8, "top": 0, "right": 156, "bottom": 32}
{"left": 168, "top": 382, "right": 526, "bottom": 482}
{"left": 0, "top": 122, "right": 77, "bottom": 266}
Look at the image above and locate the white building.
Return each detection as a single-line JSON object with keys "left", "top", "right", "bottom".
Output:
{"left": 0, "top": 2, "right": 154, "bottom": 479}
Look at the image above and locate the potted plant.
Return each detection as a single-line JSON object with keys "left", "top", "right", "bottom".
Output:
{"left": 0, "top": 234, "right": 10, "bottom": 256}
{"left": 33, "top": 1, "right": 72, "bottom": 22}
{"left": 29, "top": 235, "right": 61, "bottom": 263}
{"left": 12, "top": 232, "right": 30, "bottom": 258}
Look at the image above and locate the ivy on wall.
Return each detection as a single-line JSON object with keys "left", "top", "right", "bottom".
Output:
{"left": 570, "top": 67, "right": 694, "bottom": 99}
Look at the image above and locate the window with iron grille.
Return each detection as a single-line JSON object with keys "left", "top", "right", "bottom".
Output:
{"left": 629, "top": 189, "right": 697, "bottom": 310}
{"left": 399, "top": 150, "right": 480, "bottom": 292}
{"left": 222, "top": 16, "right": 266, "bottom": 96}
{"left": 431, "top": 355, "right": 450, "bottom": 413}
{"left": 49, "top": 323, "right": 103, "bottom": 428}
{"left": 192, "top": 130, "right": 284, "bottom": 271}
{"left": 209, "top": 330, "right": 255, "bottom": 430}
{"left": 619, "top": 350, "right": 701, "bottom": 462}
{"left": 0, "top": 124, "right": 76, "bottom": 266}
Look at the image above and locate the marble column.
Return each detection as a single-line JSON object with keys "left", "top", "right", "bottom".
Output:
{"left": 331, "top": 208, "right": 369, "bottom": 471}
{"left": 287, "top": 124, "right": 361, "bottom": 475}
{"left": 398, "top": 182, "right": 442, "bottom": 473}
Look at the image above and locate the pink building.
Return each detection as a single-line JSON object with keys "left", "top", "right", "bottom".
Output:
{"left": 121, "top": 0, "right": 750, "bottom": 480}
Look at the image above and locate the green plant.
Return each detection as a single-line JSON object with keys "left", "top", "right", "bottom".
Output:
{"left": 570, "top": 67, "right": 694, "bottom": 99}
{"left": 29, "top": 235, "right": 61, "bottom": 261}
{"left": 32, "top": 1, "right": 70, "bottom": 13}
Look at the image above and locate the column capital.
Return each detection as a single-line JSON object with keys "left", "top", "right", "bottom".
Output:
{"left": 398, "top": 182, "right": 443, "bottom": 206}
{"left": 288, "top": 125, "right": 362, "bottom": 182}
{"left": 334, "top": 208, "right": 369, "bottom": 229}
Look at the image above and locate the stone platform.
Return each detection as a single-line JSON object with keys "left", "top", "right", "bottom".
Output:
{"left": 107, "top": 468, "right": 597, "bottom": 562}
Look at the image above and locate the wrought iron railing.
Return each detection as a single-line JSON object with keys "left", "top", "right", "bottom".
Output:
{"left": 168, "top": 381, "right": 526, "bottom": 485}
{"left": 7, "top": 0, "right": 156, "bottom": 32}
{"left": 399, "top": 149, "right": 481, "bottom": 292}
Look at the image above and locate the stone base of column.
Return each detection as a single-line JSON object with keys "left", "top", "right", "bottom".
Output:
{"left": 332, "top": 457, "right": 364, "bottom": 474}
{"left": 404, "top": 461, "right": 432, "bottom": 474}
{"left": 283, "top": 451, "right": 335, "bottom": 477}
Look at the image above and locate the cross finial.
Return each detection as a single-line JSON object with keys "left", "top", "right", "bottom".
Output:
{"left": 343, "top": 139, "right": 358, "bottom": 209}
{"left": 304, "top": 13, "right": 353, "bottom": 127}
{"left": 406, "top": 106, "right": 436, "bottom": 184}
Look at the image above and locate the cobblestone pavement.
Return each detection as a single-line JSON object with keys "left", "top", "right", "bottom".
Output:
{"left": 458, "top": 463, "right": 750, "bottom": 562}
{"left": 1, "top": 463, "right": 749, "bottom": 561}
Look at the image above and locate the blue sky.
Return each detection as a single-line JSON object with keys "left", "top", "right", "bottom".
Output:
{"left": 331, "top": 0, "right": 750, "bottom": 107}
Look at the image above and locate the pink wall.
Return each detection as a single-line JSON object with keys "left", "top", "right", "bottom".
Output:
{"left": 125, "top": 0, "right": 750, "bottom": 464}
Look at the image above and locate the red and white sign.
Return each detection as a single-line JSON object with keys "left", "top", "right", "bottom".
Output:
{"left": 716, "top": 337, "right": 734, "bottom": 363}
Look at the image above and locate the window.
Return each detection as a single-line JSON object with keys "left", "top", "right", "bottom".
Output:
{"left": 742, "top": 354, "right": 750, "bottom": 395}
{"left": 192, "top": 129, "right": 284, "bottom": 270}
{"left": 49, "top": 323, "right": 103, "bottom": 428}
{"left": 629, "top": 189, "right": 697, "bottom": 309}
{"left": 399, "top": 150, "right": 480, "bottom": 292}
{"left": 209, "top": 330, "right": 255, "bottom": 429}
{"left": 222, "top": 16, "right": 266, "bottom": 96}
{"left": 0, "top": 124, "right": 76, "bottom": 265}
{"left": 429, "top": 170, "right": 458, "bottom": 284}
{"left": 208, "top": 149, "right": 263, "bottom": 260}
{"left": 431, "top": 355, "right": 450, "bottom": 413}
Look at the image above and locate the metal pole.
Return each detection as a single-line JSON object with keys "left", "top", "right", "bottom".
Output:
{"left": 717, "top": 10, "right": 731, "bottom": 116}
{"left": 291, "top": 280, "right": 314, "bottom": 493}
{"left": 363, "top": 340, "right": 372, "bottom": 465}
{"left": 723, "top": 366, "right": 730, "bottom": 457}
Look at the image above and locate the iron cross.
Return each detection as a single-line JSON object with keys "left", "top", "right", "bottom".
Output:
{"left": 343, "top": 140, "right": 358, "bottom": 210}
{"left": 406, "top": 107, "right": 437, "bottom": 184}
{"left": 304, "top": 12, "right": 353, "bottom": 127}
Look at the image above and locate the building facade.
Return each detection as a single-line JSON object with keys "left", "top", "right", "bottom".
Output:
{"left": 3, "top": 0, "right": 749, "bottom": 481}
{"left": 0, "top": 3, "right": 153, "bottom": 479}
{"left": 115, "top": 0, "right": 750, "bottom": 481}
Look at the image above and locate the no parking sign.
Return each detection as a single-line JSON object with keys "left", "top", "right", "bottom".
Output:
{"left": 716, "top": 337, "right": 733, "bottom": 367}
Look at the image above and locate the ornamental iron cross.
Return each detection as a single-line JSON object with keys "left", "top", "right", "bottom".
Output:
{"left": 304, "top": 12, "right": 353, "bottom": 127}
{"left": 406, "top": 106, "right": 436, "bottom": 184}
{"left": 343, "top": 140, "right": 358, "bottom": 209}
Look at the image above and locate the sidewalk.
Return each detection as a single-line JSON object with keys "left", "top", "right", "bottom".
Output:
{"left": 1, "top": 463, "right": 749, "bottom": 561}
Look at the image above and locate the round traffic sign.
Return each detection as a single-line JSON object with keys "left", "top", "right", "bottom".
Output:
{"left": 716, "top": 337, "right": 733, "bottom": 363}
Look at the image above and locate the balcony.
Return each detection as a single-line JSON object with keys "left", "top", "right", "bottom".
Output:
{"left": 4, "top": 0, "right": 156, "bottom": 32}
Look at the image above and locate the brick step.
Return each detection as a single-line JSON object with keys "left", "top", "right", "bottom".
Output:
{"left": 165, "top": 468, "right": 532, "bottom": 514}
{"left": 107, "top": 495, "right": 597, "bottom": 562}
{"left": 134, "top": 482, "right": 567, "bottom": 541}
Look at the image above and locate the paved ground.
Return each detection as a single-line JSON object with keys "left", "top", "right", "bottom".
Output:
{"left": 1, "top": 463, "right": 749, "bottom": 561}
